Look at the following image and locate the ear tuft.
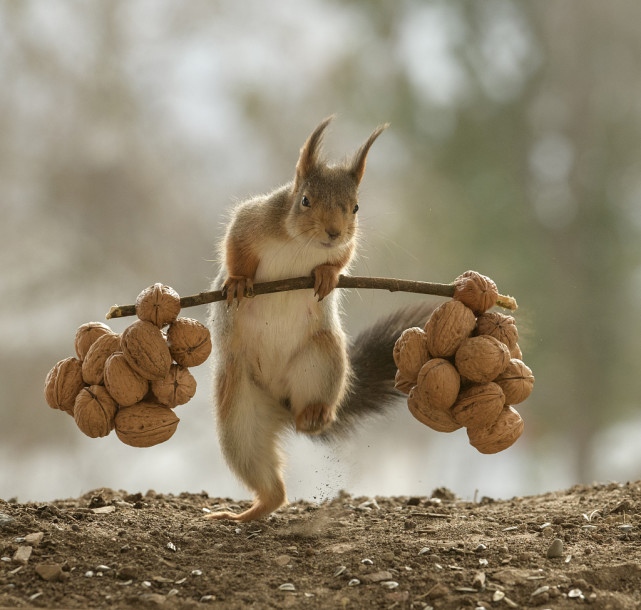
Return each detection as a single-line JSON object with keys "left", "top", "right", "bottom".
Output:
{"left": 296, "top": 115, "right": 335, "bottom": 180}
{"left": 350, "top": 123, "right": 389, "bottom": 184}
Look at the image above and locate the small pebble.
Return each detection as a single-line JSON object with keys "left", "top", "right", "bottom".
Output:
{"left": 200, "top": 595, "right": 215, "bottom": 603}
{"left": 546, "top": 538, "right": 564, "bottom": 558}
{"left": 166, "top": 542, "right": 177, "bottom": 552}
{"left": 381, "top": 581, "right": 399, "bottom": 589}
{"left": 191, "top": 569, "right": 203, "bottom": 576}
{"left": 493, "top": 591, "right": 505, "bottom": 602}
{"left": 12, "top": 546, "right": 32, "bottom": 566}
{"left": 531, "top": 586, "right": 550, "bottom": 597}
{"left": 0, "top": 513, "right": 16, "bottom": 528}
{"left": 361, "top": 558, "right": 374, "bottom": 565}
{"left": 85, "top": 571, "right": 94, "bottom": 578}
{"left": 568, "top": 589, "right": 583, "bottom": 599}
{"left": 35, "top": 564, "right": 66, "bottom": 582}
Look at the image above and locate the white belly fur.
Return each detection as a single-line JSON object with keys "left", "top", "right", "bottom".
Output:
{"left": 232, "top": 237, "right": 345, "bottom": 398}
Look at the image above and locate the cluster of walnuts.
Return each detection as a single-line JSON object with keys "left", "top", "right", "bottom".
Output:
{"left": 44, "top": 284, "right": 212, "bottom": 448}
{"left": 394, "top": 271, "right": 534, "bottom": 454}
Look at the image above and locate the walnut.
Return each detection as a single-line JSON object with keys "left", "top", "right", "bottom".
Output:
{"left": 104, "top": 353, "right": 149, "bottom": 407}
{"left": 394, "top": 369, "right": 416, "bottom": 395}
{"left": 453, "top": 271, "right": 498, "bottom": 315}
{"left": 115, "top": 400, "right": 180, "bottom": 448}
{"left": 450, "top": 382, "right": 505, "bottom": 429}
{"left": 424, "top": 300, "right": 476, "bottom": 358}
{"left": 407, "top": 387, "right": 461, "bottom": 433}
{"left": 166, "top": 318, "right": 212, "bottom": 367}
{"left": 476, "top": 312, "right": 518, "bottom": 349}
{"left": 136, "top": 283, "right": 181, "bottom": 328}
{"left": 74, "top": 385, "right": 118, "bottom": 438}
{"left": 74, "top": 322, "right": 114, "bottom": 361}
{"left": 393, "top": 327, "right": 430, "bottom": 382}
{"left": 494, "top": 359, "right": 534, "bottom": 404}
{"left": 81, "top": 333, "right": 121, "bottom": 385}
{"left": 415, "top": 358, "right": 460, "bottom": 411}
{"left": 44, "top": 357, "right": 84, "bottom": 415}
{"left": 510, "top": 343, "right": 523, "bottom": 360}
{"left": 121, "top": 320, "right": 172, "bottom": 380}
{"left": 454, "top": 336, "right": 510, "bottom": 384}
{"left": 151, "top": 364, "right": 197, "bottom": 408}
{"left": 467, "top": 405, "right": 524, "bottom": 454}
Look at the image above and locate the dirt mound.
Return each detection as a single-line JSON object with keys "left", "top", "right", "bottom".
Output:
{"left": 1, "top": 481, "right": 640, "bottom": 608}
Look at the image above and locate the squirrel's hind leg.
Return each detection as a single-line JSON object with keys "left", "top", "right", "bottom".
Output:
{"left": 206, "top": 360, "right": 289, "bottom": 522}
{"left": 288, "top": 329, "right": 348, "bottom": 435}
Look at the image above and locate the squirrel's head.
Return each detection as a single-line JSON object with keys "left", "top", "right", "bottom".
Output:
{"left": 287, "top": 116, "right": 388, "bottom": 250}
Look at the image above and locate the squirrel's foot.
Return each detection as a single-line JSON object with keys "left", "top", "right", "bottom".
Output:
{"left": 203, "top": 494, "right": 286, "bottom": 523}
{"left": 312, "top": 265, "right": 341, "bottom": 301}
{"left": 295, "top": 403, "right": 336, "bottom": 435}
{"left": 222, "top": 275, "right": 254, "bottom": 307}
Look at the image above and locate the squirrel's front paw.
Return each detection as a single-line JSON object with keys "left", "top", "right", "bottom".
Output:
{"left": 312, "top": 265, "right": 341, "bottom": 301}
{"left": 295, "top": 403, "right": 336, "bottom": 435}
{"left": 222, "top": 276, "right": 254, "bottom": 307}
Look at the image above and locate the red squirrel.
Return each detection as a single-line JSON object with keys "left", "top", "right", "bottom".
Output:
{"left": 206, "top": 117, "right": 435, "bottom": 522}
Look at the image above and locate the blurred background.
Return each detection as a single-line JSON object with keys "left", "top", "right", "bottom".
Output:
{"left": 2, "top": 0, "right": 641, "bottom": 504}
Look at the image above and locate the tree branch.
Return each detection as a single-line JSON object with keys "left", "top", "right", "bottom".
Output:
{"left": 105, "top": 275, "right": 517, "bottom": 320}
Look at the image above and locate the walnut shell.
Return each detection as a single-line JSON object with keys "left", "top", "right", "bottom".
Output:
{"left": 136, "top": 283, "right": 181, "bottom": 328}
{"left": 104, "top": 353, "right": 149, "bottom": 407}
{"left": 121, "top": 320, "right": 172, "bottom": 381}
{"left": 393, "top": 327, "right": 430, "bottom": 382}
{"left": 476, "top": 312, "right": 518, "bottom": 349}
{"left": 454, "top": 336, "right": 511, "bottom": 384}
{"left": 408, "top": 387, "right": 461, "bottom": 433}
{"left": 453, "top": 271, "right": 498, "bottom": 315}
{"left": 450, "top": 382, "right": 505, "bottom": 429}
{"left": 75, "top": 322, "right": 114, "bottom": 361}
{"left": 467, "top": 405, "right": 524, "bottom": 454}
{"left": 415, "top": 358, "right": 460, "bottom": 411}
{"left": 167, "top": 318, "right": 212, "bottom": 367}
{"left": 44, "top": 357, "right": 84, "bottom": 415}
{"left": 74, "top": 385, "right": 118, "bottom": 438}
{"left": 510, "top": 343, "right": 523, "bottom": 360}
{"left": 394, "top": 370, "right": 416, "bottom": 395}
{"left": 115, "top": 401, "right": 180, "bottom": 448}
{"left": 151, "top": 364, "right": 197, "bottom": 408}
{"left": 494, "top": 359, "right": 534, "bottom": 404}
{"left": 424, "top": 300, "right": 476, "bottom": 358}
{"left": 81, "top": 333, "right": 122, "bottom": 385}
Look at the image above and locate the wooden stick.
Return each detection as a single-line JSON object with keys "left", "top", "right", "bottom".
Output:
{"left": 105, "top": 275, "right": 517, "bottom": 320}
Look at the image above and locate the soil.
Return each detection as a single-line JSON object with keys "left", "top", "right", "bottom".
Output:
{"left": 1, "top": 481, "right": 640, "bottom": 609}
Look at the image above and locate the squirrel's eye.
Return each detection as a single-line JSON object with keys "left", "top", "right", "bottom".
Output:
{"left": 301, "top": 196, "right": 311, "bottom": 208}
{"left": 352, "top": 204, "right": 359, "bottom": 214}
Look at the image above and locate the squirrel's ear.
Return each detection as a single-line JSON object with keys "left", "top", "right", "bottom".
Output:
{"left": 349, "top": 123, "right": 389, "bottom": 184}
{"left": 296, "top": 116, "right": 334, "bottom": 179}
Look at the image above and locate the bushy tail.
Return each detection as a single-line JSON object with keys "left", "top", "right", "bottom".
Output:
{"left": 319, "top": 301, "right": 438, "bottom": 441}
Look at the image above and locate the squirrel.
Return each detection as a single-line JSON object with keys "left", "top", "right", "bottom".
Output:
{"left": 205, "top": 117, "right": 435, "bottom": 522}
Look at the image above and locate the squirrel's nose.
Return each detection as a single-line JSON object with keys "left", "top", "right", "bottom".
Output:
{"left": 326, "top": 228, "right": 341, "bottom": 241}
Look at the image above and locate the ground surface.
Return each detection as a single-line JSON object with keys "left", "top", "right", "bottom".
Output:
{"left": 1, "top": 481, "right": 640, "bottom": 609}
